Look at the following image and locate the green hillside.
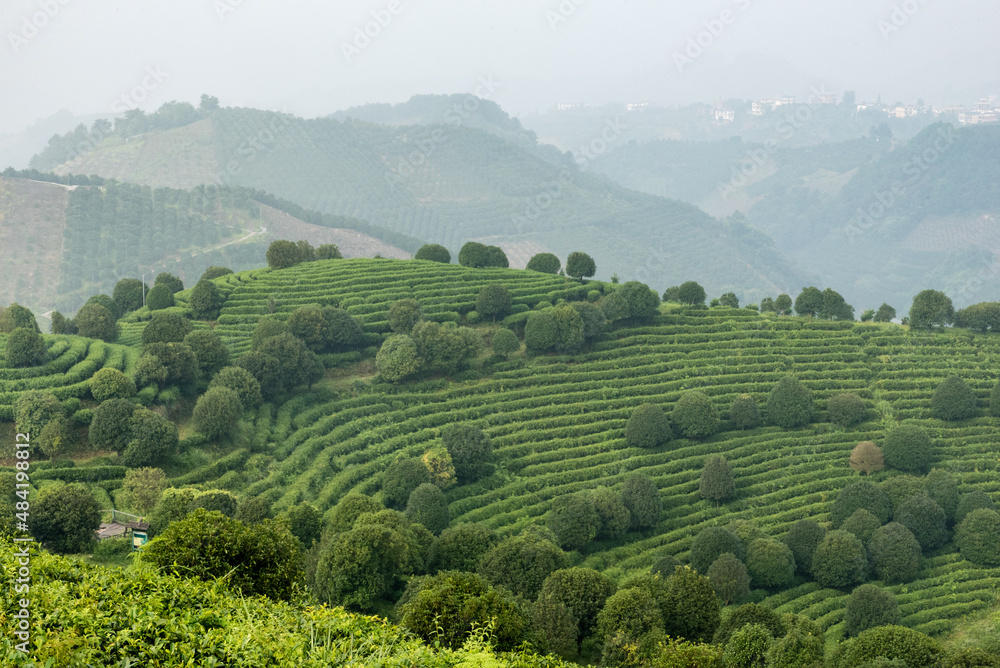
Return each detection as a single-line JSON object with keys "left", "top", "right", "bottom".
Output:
{"left": 48, "top": 106, "right": 810, "bottom": 303}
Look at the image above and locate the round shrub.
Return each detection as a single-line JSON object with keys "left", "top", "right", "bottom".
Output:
{"left": 192, "top": 386, "right": 243, "bottom": 439}
{"left": 154, "top": 272, "right": 184, "bottom": 294}
{"left": 699, "top": 455, "right": 735, "bottom": 504}
{"left": 591, "top": 486, "right": 630, "bottom": 541}
{"left": 868, "top": 522, "right": 921, "bottom": 584}
{"left": 841, "top": 625, "right": 943, "bottom": 668}
{"left": 478, "top": 532, "right": 567, "bottom": 600}
{"left": 381, "top": 458, "right": 431, "bottom": 509}
{"left": 209, "top": 366, "right": 263, "bottom": 410}
{"left": 690, "top": 526, "right": 745, "bottom": 575}
{"left": 189, "top": 279, "right": 223, "bottom": 320}
{"left": 713, "top": 603, "right": 785, "bottom": 646}
{"left": 845, "top": 584, "right": 900, "bottom": 637}
{"left": 880, "top": 475, "right": 927, "bottom": 512}
{"left": 476, "top": 284, "right": 512, "bottom": 321}
{"left": 621, "top": 473, "right": 661, "bottom": 530}
{"left": 828, "top": 392, "right": 868, "bottom": 427}
{"left": 441, "top": 423, "right": 493, "bottom": 483}
{"left": 956, "top": 508, "right": 1000, "bottom": 566}
{"left": 729, "top": 394, "right": 760, "bottom": 430}
{"left": 539, "top": 568, "right": 616, "bottom": 646}
{"left": 491, "top": 328, "right": 520, "bottom": 358}
{"left": 526, "top": 252, "right": 561, "bottom": 274}
{"left": 832, "top": 480, "right": 892, "bottom": 527}
{"left": 141, "top": 312, "right": 194, "bottom": 345}
{"left": 745, "top": 538, "right": 796, "bottom": 589}
{"left": 75, "top": 303, "right": 119, "bottom": 342}
{"left": 405, "top": 483, "right": 450, "bottom": 535}
{"left": 565, "top": 251, "right": 596, "bottom": 280}
{"left": 956, "top": 490, "right": 996, "bottom": 525}
{"left": 883, "top": 424, "right": 933, "bottom": 473}
{"left": 184, "top": 329, "right": 230, "bottom": 377}
{"left": 547, "top": 493, "right": 600, "bottom": 552}
{"left": 90, "top": 367, "right": 136, "bottom": 402}
{"left": 923, "top": 469, "right": 959, "bottom": 524}
{"left": 415, "top": 243, "right": 450, "bottom": 263}
{"left": 387, "top": 299, "right": 423, "bottom": 334}
{"left": 931, "top": 375, "right": 978, "bottom": 420}
{"left": 625, "top": 403, "right": 672, "bottom": 448}
{"left": 766, "top": 376, "right": 814, "bottom": 428}
{"left": 5, "top": 327, "right": 46, "bottom": 367}
{"left": 660, "top": 566, "right": 721, "bottom": 642}
{"left": 200, "top": 266, "right": 233, "bottom": 281}
{"left": 428, "top": 523, "right": 497, "bottom": 573}
{"left": 841, "top": 508, "right": 882, "bottom": 546}
{"left": 723, "top": 624, "right": 773, "bottom": 668}
{"left": 596, "top": 587, "right": 662, "bottom": 641}
{"left": 145, "top": 284, "right": 174, "bottom": 311}
{"left": 811, "top": 530, "right": 867, "bottom": 589}
{"left": 524, "top": 311, "right": 558, "bottom": 352}
{"left": 375, "top": 335, "right": 421, "bottom": 382}
{"left": 783, "top": 519, "right": 826, "bottom": 575}
{"left": 895, "top": 495, "right": 946, "bottom": 551}
{"left": 708, "top": 553, "right": 749, "bottom": 604}
{"left": 671, "top": 390, "right": 720, "bottom": 439}
{"left": 767, "top": 628, "right": 824, "bottom": 668}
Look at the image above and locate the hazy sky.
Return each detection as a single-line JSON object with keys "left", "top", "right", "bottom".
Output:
{"left": 1, "top": 0, "right": 998, "bottom": 133}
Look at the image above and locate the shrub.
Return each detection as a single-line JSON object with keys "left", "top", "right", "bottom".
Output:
{"left": 89, "top": 398, "right": 136, "bottom": 453}
{"left": 845, "top": 584, "right": 900, "bottom": 637}
{"left": 868, "top": 522, "right": 921, "bottom": 584}
{"left": 75, "top": 303, "right": 119, "bottom": 342}
{"left": 597, "top": 587, "right": 662, "bottom": 642}
{"left": 924, "top": 469, "right": 960, "bottom": 524}
{"left": 5, "top": 327, "right": 46, "bottom": 367}
{"left": 122, "top": 408, "right": 178, "bottom": 467}
{"left": 745, "top": 538, "right": 796, "bottom": 589}
{"left": 671, "top": 390, "right": 720, "bottom": 438}
{"left": 717, "top": 292, "right": 739, "bottom": 308}
{"left": 145, "top": 284, "right": 174, "bottom": 310}
{"left": 32, "top": 483, "right": 101, "bottom": 554}
{"left": 90, "top": 368, "right": 136, "bottom": 402}
{"left": 766, "top": 376, "right": 813, "bottom": 428}
{"left": 524, "top": 311, "right": 558, "bottom": 352}
{"left": 184, "top": 329, "right": 230, "bottom": 377}
{"left": 931, "top": 376, "right": 978, "bottom": 420}
{"left": 200, "top": 266, "right": 233, "bottom": 281}
{"left": 850, "top": 441, "right": 885, "bottom": 475}
{"left": 691, "top": 526, "right": 745, "bottom": 575}
{"left": 142, "top": 312, "right": 194, "bottom": 346}
{"left": 625, "top": 403, "right": 672, "bottom": 448}
{"left": 621, "top": 473, "right": 661, "bottom": 530}
{"left": 382, "top": 458, "right": 432, "bottom": 509}
{"left": 189, "top": 490, "right": 239, "bottom": 517}
{"left": 234, "top": 496, "right": 274, "bottom": 525}
{"left": 405, "top": 483, "right": 450, "bottom": 535}
{"left": 767, "top": 628, "right": 824, "bottom": 668}
{"left": 428, "top": 523, "right": 497, "bottom": 573}
{"left": 829, "top": 393, "right": 868, "bottom": 427}
{"left": 117, "top": 467, "right": 167, "bottom": 514}
{"left": 476, "top": 284, "right": 512, "bottom": 321}
{"left": 783, "top": 519, "right": 826, "bottom": 575}
{"left": 708, "top": 553, "right": 749, "bottom": 604}
{"left": 209, "top": 366, "right": 263, "bottom": 410}
{"left": 491, "top": 328, "right": 520, "bottom": 358}
{"left": 880, "top": 475, "right": 927, "bottom": 512}
{"left": 956, "top": 490, "right": 996, "bottom": 525}
{"left": 662, "top": 566, "right": 721, "bottom": 642}
{"left": 811, "top": 530, "right": 867, "bottom": 589}
{"left": 387, "top": 299, "right": 423, "bottom": 334}
{"left": 414, "top": 243, "right": 450, "bottom": 263}
{"left": 841, "top": 509, "right": 882, "bottom": 546}
{"left": 284, "top": 502, "right": 322, "bottom": 548}
{"left": 316, "top": 244, "right": 342, "bottom": 260}
{"left": 441, "top": 423, "right": 493, "bottom": 483}
{"left": 375, "top": 335, "right": 421, "bottom": 382}
{"left": 723, "top": 624, "right": 773, "bottom": 668}
{"left": 700, "top": 455, "right": 735, "bottom": 505}
{"left": 327, "top": 492, "right": 383, "bottom": 534}
{"left": 832, "top": 480, "right": 892, "bottom": 526}
{"left": 189, "top": 279, "right": 223, "bottom": 319}
{"left": 192, "top": 386, "right": 243, "bottom": 439}
{"left": 539, "top": 568, "right": 616, "bottom": 648}
{"left": 841, "top": 625, "right": 943, "bottom": 667}
{"left": 526, "top": 252, "right": 561, "bottom": 274}
{"left": 895, "top": 495, "right": 946, "bottom": 551}
{"left": 729, "top": 394, "right": 760, "bottom": 429}
{"left": 547, "top": 493, "right": 600, "bottom": 552}
{"left": 591, "top": 486, "right": 630, "bottom": 541}
{"left": 266, "top": 240, "right": 300, "bottom": 269}
{"left": 713, "top": 603, "right": 785, "bottom": 646}
{"left": 478, "top": 532, "right": 567, "bottom": 600}
{"left": 458, "top": 241, "right": 507, "bottom": 268}
{"left": 956, "top": 508, "right": 1000, "bottom": 566}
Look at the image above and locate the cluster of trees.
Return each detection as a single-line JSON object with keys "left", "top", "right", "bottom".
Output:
{"left": 545, "top": 474, "right": 662, "bottom": 552}
{"left": 265, "top": 239, "right": 342, "bottom": 270}
{"left": 0, "top": 303, "right": 45, "bottom": 367}
{"left": 376, "top": 303, "right": 483, "bottom": 382}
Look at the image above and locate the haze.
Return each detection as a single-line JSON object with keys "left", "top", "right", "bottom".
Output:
{"left": 2, "top": 0, "right": 998, "bottom": 136}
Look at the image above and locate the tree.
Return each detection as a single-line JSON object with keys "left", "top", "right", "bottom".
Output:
{"left": 841, "top": 509, "right": 882, "bottom": 545}
{"left": 894, "top": 494, "right": 946, "bottom": 551}
{"left": 690, "top": 526, "right": 745, "bottom": 574}
{"left": 414, "top": 243, "right": 450, "bottom": 263}
{"left": 766, "top": 376, "right": 813, "bottom": 428}
{"left": 811, "top": 530, "right": 868, "bottom": 589}
{"left": 89, "top": 398, "right": 136, "bottom": 453}
{"left": 85, "top": 294, "right": 121, "bottom": 320}
{"left": 550, "top": 305, "right": 585, "bottom": 353}
{"left": 570, "top": 301, "right": 607, "bottom": 340}
{"left": 491, "top": 328, "right": 520, "bottom": 358}
{"left": 458, "top": 241, "right": 507, "bottom": 268}
{"left": 75, "top": 303, "right": 119, "bottom": 342}
{"left": 142, "top": 509, "right": 302, "bottom": 600}
{"left": 442, "top": 423, "right": 493, "bottom": 483}
{"left": 0, "top": 303, "right": 40, "bottom": 332}
{"left": 284, "top": 502, "right": 322, "bottom": 548}
{"left": 596, "top": 587, "right": 662, "bottom": 641}
{"left": 14, "top": 390, "right": 62, "bottom": 441}
{"left": 956, "top": 490, "right": 996, "bottom": 525}
{"left": 591, "top": 486, "right": 631, "bottom": 541}
{"left": 32, "top": 483, "right": 101, "bottom": 553}
{"left": 122, "top": 408, "right": 178, "bottom": 467}
{"left": 286, "top": 306, "right": 328, "bottom": 350}
{"left": 794, "top": 287, "right": 823, "bottom": 316}
{"left": 205, "top": 366, "right": 261, "bottom": 411}
{"left": 143, "top": 342, "right": 199, "bottom": 393}
{"left": 841, "top": 625, "right": 943, "bottom": 668}
{"left": 405, "top": 483, "right": 450, "bottom": 535}
{"left": 382, "top": 458, "right": 432, "bottom": 509}
{"left": 387, "top": 299, "right": 423, "bottom": 334}
{"left": 547, "top": 493, "right": 600, "bottom": 552}
{"left": 526, "top": 252, "right": 561, "bottom": 274}
{"left": 909, "top": 289, "right": 954, "bottom": 328}
{"left": 476, "top": 284, "right": 512, "bottom": 321}
{"left": 184, "top": 329, "right": 229, "bottom": 378}
{"left": 882, "top": 424, "right": 933, "bottom": 473}
{"left": 729, "top": 394, "right": 760, "bottom": 429}
{"left": 49, "top": 311, "right": 69, "bottom": 334}
{"left": 718, "top": 292, "right": 739, "bottom": 308}
{"left": 767, "top": 628, "right": 824, "bottom": 668}
{"left": 5, "top": 327, "right": 46, "bottom": 367}
{"left": 145, "top": 284, "right": 175, "bottom": 311}
{"left": 316, "top": 243, "right": 342, "bottom": 260}
{"left": 525, "top": 310, "right": 558, "bottom": 352}
{"left": 783, "top": 519, "right": 826, "bottom": 575}
{"left": 931, "top": 376, "right": 978, "bottom": 420}
{"left": 700, "top": 455, "right": 735, "bottom": 505}
{"left": 255, "top": 332, "right": 324, "bottom": 392}
{"left": 37, "top": 416, "right": 71, "bottom": 459}
{"left": 397, "top": 571, "right": 530, "bottom": 651}
{"left": 672, "top": 390, "right": 720, "bottom": 438}
{"left": 478, "top": 531, "right": 567, "bottom": 599}
{"left": 410, "top": 321, "right": 482, "bottom": 373}
{"left": 266, "top": 240, "right": 301, "bottom": 269}
{"left": 746, "top": 538, "right": 796, "bottom": 589}
{"left": 540, "top": 568, "right": 616, "bottom": 648}
{"left": 154, "top": 272, "right": 184, "bottom": 294}
{"left": 850, "top": 441, "right": 885, "bottom": 476}
{"left": 326, "top": 492, "right": 384, "bottom": 534}
{"left": 662, "top": 566, "right": 722, "bottom": 642}
{"left": 189, "top": 279, "right": 223, "bottom": 320}
{"left": 188, "top": 490, "right": 239, "bottom": 517}
{"left": 617, "top": 281, "right": 661, "bottom": 320}
{"left": 621, "top": 473, "right": 661, "bottom": 530}
{"left": 322, "top": 307, "right": 363, "bottom": 351}
{"left": 845, "top": 584, "right": 899, "bottom": 637}
{"left": 199, "top": 93, "right": 220, "bottom": 110}
{"left": 428, "top": 522, "right": 497, "bottom": 573}
{"left": 723, "top": 624, "right": 773, "bottom": 668}
{"left": 251, "top": 316, "right": 287, "bottom": 349}
{"left": 832, "top": 480, "right": 892, "bottom": 526}
{"left": 708, "top": 553, "right": 750, "bottom": 604}
{"left": 828, "top": 393, "right": 868, "bottom": 427}
{"left": 118, "top": 467, "right": 167, "bottom": 514}
{"left": 90, "top": 367, "right": 136, "bottom": 402}
{"left": 533, "top": 593, "right": 579, "bottom": 657}
{"left": 924, "top": 469, "right": 959, "bottom": 525}
{"left": 375, "top": 335, "right": 420, "bottom": 382}
{"left": 820, "top": 287, "right": 854, "bottom": 320}
{"left": 141, "top": 312, "right": 193, "bottom": 345}
{"left": 192, "top": 386, "right": 243, "bottom": 439}
{"left": 868, "top": 522, "right": 921, "bottom": 584}
{"left": 874, "top": 303, "right": 897, "bottom": 322}
{"left": 625, "top": 403, "right": 672, "bottom": 448}
{"left": 880, "top": 475, "right": 927, "bottom": 512}
{"left": 422, "top": 445, "right": 456, "bottom": 489}
{"left": 860, "top": 309, "right": 875, "bottom": 322}
{"left": 955, "top": 508, "right": 1000, "bottom": 566}
{"left": 565, "top": 251, "right": 596, "bottom": 280}
{"left": 713, "top": 603, "right": 786, "bottom": 646}
{"left": 677, "top": 281, "right": 707, "bottom": 306}
{"left": 112, "top": 278, "right": 148, "bottom": 314}
{"left": 774, "top": 294, "right": 793, "bottom": 315}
